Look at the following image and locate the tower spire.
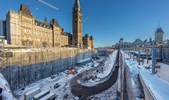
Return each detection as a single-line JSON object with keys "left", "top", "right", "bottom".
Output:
{"left": 74, "top": 0, "right": 81, "bottom": 9}
{"left": 72, "top": 0, "right": 82, "bottom": 48}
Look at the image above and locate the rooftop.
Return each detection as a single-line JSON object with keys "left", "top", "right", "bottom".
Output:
{"left": 155, "top": 27, "right": 164, "bottom": 34}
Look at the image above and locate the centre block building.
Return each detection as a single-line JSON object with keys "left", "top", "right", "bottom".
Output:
{"left": 2, "top": 0, "right": 94, "bottom": 48}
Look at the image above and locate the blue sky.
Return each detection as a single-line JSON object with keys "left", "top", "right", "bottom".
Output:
{"left": 1, "top": 0, "right": 169, "bottom": 47}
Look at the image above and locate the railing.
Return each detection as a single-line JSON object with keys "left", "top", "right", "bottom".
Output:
{"left": 139, "top": 72, "right": 155, "bottom": 100}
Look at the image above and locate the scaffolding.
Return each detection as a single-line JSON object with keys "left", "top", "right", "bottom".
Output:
{"left": 0, "top": 36, "right": 5, "bottom": 71}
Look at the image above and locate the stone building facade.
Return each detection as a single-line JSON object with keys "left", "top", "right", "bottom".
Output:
{"left": 5, "top": 4, "right": 69, "bottom": 47}
{"left": 83, "top": 34, "right": 94, "bottom": 49}
{"left": 115, "top": 25, "right": 167, "bottom": 48}
{"left": 2, "top": 0, "right": 94, "bottom": 48}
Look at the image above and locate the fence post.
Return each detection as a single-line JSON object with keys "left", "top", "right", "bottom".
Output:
{"left": 146, "top": 52, "right": 148, "bottom": 64}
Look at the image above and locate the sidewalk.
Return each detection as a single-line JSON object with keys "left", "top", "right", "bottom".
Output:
{"left": 156, "top": 63, "right": 169, "bottom": 83}
{"left": 139, "top": 68, "right": 169, "bottom": 100}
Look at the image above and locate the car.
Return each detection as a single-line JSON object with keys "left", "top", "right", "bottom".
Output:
{"left": 51, "top": 75, "right": 55, "bottom": 79}
{"left": 91, "top": 64, "right": 94, "bottom": 67}
{"left": 54, "top": 83, "right": 60, "bottom": 89}
{"left": 63, "top": 94, "right": 68, "bottom": 98}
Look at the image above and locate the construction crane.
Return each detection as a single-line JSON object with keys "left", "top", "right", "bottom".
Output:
{"left": 36, "top": 0, "right": 61, "bottom": 12}
{"left": 0, "top": 36, "right": 5, "bottom": 72}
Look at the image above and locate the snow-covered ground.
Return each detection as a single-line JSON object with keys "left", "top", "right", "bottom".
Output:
{"left": 76, "top": 58, "right": 91, "bottom": 63}
{"left": 90, "top": 79, "right": 119, "bottom": 100}
{"left": 156, "top": 63, "right": 169, "bottom": 83}
{"left": 13, "top": 59, "right": 100, "bottom": 100}
{"left": 0, "top": 73, "right": 16, "bottom": 100}
{"left": 139, "top": 68, "right": 169, "bottom": 100}
{"left": 124, "top": 51, "right": 169, "bottom": 100}
{"left": 77, "top": 50, "right": 117, "bottom": 87}
{"left": 97, "top": 51, "right": 117, "bottom": 78}
{"left": 123, "top": 51, "right": 144, "bottom": 99}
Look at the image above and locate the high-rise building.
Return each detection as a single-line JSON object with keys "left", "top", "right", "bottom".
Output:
{"left": 72, "top": 0, "right": 83, "bottom": 48}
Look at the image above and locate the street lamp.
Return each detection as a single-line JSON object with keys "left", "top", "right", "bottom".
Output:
{"left": 119, "top": 37, "right": 123, "bottom": 49}
{"left": 157, "top": 44, "right": 163, "bottom": 62}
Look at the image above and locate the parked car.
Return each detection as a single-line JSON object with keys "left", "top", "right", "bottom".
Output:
{"left": 54, "top": 83, "right": 60, "bottom": 89}
{"left": 51, "top": 75, "right": 55, "bottom": 79}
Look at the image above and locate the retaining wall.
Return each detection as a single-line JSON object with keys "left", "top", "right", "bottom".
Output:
{"left": 0, "top": 48, "right": 95, "bottom": 91}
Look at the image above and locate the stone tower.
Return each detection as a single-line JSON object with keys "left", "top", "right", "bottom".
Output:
{"left": 72, "top": 0, "right": 83, "bottom": 48}
{"left": 155, "top": 25, "right": 164, "bottom": 45}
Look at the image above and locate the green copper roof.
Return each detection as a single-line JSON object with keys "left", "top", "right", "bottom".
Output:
{"left": 74, "top": 0, "right": 81, "bottom": 9}
{"left": 77, "top": 0, "right": 80, "bottom": 7}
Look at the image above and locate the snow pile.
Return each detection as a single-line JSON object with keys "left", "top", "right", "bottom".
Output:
{"left": 76, "top": 61, "right": 99, "bottom": 73}
{"left": 78, "top": 50, "right": 117, "bottom": 87}
{"left": 97, "top": 50, "right": 117, "bottom": 78}
{"left": 0, "top": 73, "right": 16, "bottom": 100}
{"left": 124, "top": 52, "right": 145, "bottom": 99}
{"left": 125, "top": 58, "right": 139, "bottom": 77}
{"left": 76, "top": 58, "right": 91, "bottom": 63}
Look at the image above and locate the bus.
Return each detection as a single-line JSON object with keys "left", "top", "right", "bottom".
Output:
{"left": 33, "top": 90, "right": 50, "bottom": 100}
{"left": 24, "top": 87, "right": 41, "bottom": 100}
{"left": 39, "top": 92, "right": 56, "bottom": 100}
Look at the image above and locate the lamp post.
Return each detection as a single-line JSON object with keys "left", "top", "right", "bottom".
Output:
{"left": 159, "top": 44, "right": 163, "bottom": 62}
{"left": 138, "top": 50, "right": 141, "bottom": 65}
{"left": 157, "top": 44, "right": 163, "bottom": 62}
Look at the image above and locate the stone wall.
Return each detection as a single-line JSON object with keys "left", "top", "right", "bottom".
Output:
{"left": 1, "top": 48, "right": 95, "bottom": 91}
{"left": 1, "top": 48, "right": 95, "bottom": 66}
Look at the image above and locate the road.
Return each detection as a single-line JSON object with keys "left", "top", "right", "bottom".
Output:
{"left": 70, "top": 50, "right": 120, "bottom": 97}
